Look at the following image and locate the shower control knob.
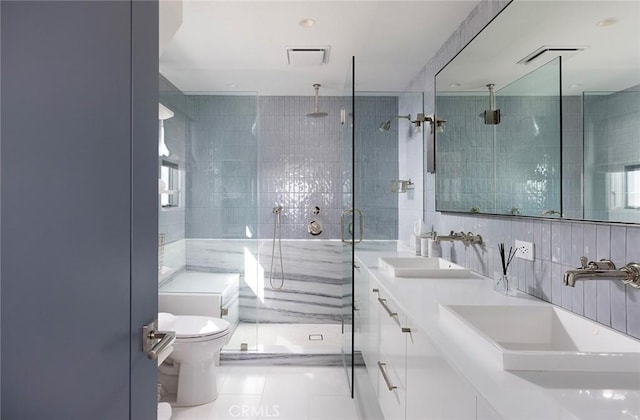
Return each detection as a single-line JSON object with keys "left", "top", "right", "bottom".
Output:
{"left": 308, "top": 220, "right": 323, "bottom": 236}
{"left": 312, "top": 206, "right": 320, "bottom": 215}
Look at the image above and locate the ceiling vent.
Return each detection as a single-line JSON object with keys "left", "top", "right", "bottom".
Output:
{"left": 284, "top": 46, "right": 331, "bottom": 66}
{"left": 517, "top": 45, "right": 588, "bottom": 66}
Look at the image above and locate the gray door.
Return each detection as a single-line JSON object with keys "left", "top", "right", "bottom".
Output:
{"left": 1, "top": 1, "right": 158, "bottom": 418}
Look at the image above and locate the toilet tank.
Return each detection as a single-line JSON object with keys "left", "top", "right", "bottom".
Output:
{"left": 158, "top": 272, "right": 239, "bottom": 318}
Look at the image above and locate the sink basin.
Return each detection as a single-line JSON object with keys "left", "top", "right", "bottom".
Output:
{"left": 378, "top": 257, "right": 470, "bottom": 278}
{"left": 439, "top": 304, "right": 640, "bottom": 372}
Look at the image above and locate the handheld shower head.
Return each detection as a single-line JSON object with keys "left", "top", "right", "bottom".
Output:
{"left": 307, "top": 84, "right": 328, "bottom": 118}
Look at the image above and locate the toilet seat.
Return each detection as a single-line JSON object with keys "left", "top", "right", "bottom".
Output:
{"left": 159, "top": 312, "right": 231, "bottom": 343}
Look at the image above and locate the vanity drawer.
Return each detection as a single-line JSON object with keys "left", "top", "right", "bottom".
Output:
{"left": 377, "top": 291, "right": 407, "bottom": 420}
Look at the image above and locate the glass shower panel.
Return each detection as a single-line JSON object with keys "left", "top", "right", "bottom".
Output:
{"left": 341, "top": 57, "right": 356, "bottom": 397}
{"left": 157, "top": 90, "right": 259, "bottom": 353}
{"left": 495, "top": 57, "right": 562, "bottom": 217}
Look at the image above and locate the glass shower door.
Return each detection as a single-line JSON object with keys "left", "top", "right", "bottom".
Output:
{"left": 341, "top": 57, "right": 356, "bottom": 397}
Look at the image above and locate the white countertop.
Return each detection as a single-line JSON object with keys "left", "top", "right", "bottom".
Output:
{"left": 356, "top": 250, "right": 640, "bottom": 420}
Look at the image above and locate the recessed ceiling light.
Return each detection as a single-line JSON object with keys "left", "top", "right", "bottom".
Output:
{"left": 570, "top": 83, "right": 582, "bottom": 89}
{"left": 299, "top": 18, "right": 315, "bottom": 28}
{"left": 596, "top": 17, "right": 618, "bottom": 27}
{"left": 449, "top": 83, "right": 462, "bottom": 88}
{"left": 227, "top": 83, "right": 238, "bottom": 88}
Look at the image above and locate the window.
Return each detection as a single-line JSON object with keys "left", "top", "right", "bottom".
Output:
{"left": 626, "top": 164, "right": 640, "bottom": 209}
{"left": 160, "top": 160, "right": 180, "bottom": 208}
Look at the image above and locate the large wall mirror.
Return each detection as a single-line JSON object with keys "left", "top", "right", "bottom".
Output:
{"left": 435, "top": 0, "right": 640, "bottom": 223}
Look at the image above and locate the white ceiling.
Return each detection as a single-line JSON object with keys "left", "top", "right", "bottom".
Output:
{"left": 159, "top": 1, "right": 479, "bottom": 95}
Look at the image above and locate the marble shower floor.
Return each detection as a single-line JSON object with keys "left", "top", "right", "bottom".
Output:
{"left": 224, "top": 323, "right": 343, "bottom": 353}
{"left": 168, "top": 366, "right": 359, "bottom": 420}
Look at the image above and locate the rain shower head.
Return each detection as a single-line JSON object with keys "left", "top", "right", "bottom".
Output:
{"left": 307, "top": 83, "right": 328, "bottom": 118}
{"left": 482, "top": 84, "right": 501, "bottom": 125}
{"left": 378, "top": 115, "right": 411, "bottom": 132}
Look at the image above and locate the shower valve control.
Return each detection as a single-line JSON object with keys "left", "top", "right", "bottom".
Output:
{"left": 312, "top": 206, "right": 320, "bottom": 215}
{"left": 308, "top": 220, "right": 323, "bottom": 236}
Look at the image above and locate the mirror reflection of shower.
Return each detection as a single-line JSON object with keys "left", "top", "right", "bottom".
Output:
{"left": 269, "top": 205, "right": 285, "bottom": 290}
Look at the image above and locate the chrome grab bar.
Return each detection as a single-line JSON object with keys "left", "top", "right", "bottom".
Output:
{"left": 340, "top": 209, "right": 364, "bottom": 244}
{"left": 377, "top": 361, "right": 397, "bottom": 391}
{"left": 142, "top": 319, "right": 176, "bottom": 361}
{"left": 377, "top": 297, "right": 398, "bottom": 318}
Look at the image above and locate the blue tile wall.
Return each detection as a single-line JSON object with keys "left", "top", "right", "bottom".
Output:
{"left": 184, "top": 95, "right": 258, "bottom": 239}
{"left": 168, "top": 93, "right": 399, "bottom": 241}
{"left": 435, "top": 94, "right": 561, "bottom": 216}
{"left": 398, "top": 92, "right": 425, "bottom": 244}
{"left": 258, "top": 95, "right": 399, "bottom": 240}
{"left": 354, "top": 96, "right": 399, "bottom": 240}
{"left": 584, "top": 90, "right": 640, "bottom": 222}
{"left": 413, "top": 0, "right": 640, "bottom": 339}
{"left": 159, "top": 76, "right": 188, "bottom": 244}
{"left": 562, "top": 96, "right": 583, "bottom": 219}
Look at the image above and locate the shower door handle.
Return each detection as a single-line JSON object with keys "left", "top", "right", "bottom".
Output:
{"left": 340, "top": 209, "right": 363, "bottom": 244}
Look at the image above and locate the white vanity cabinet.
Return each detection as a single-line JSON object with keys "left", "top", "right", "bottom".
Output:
{"left": 404, "top": 317, "right": 476, "bottom": 420}
{"left": 376, "top": 289, "right": 408, "bottom": 420}
{"left": 358, "top": 262, "right": 498, "bottom": 420}
{"left": 356, "top": 258, "right": 381, "bottom": 398}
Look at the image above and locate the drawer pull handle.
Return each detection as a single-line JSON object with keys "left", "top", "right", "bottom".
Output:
{"left": 377, "top": 297, "right": 398, "bottom": 318}
{"left": 401, "top": 327, "right": 411, "bottom": 333}
{"left": 372, "top": 288, "right": 379, "bottom": 293}
{"left": 377, "top": 361, "right": 397, "bottom": 391}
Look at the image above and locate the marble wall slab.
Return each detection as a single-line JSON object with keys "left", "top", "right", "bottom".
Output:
{"left": 186, "top": 239, "right": 348, "bottom": 324}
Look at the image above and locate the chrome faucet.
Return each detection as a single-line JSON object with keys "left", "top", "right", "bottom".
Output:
{"left": 435, "top": 231, "right": 463, "bottom": 244}
{"left": 563, "top": 256, "right": 640, "bottom": 288}
{"left": 435, "top": 231, "right": 483, "bottom": 246}
{"left": 423, "top": 231, "right": 437, "bottom": 240}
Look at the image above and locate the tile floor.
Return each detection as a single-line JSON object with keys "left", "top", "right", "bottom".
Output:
{"left": 169, "top": 366, "right": 359, "bottom": 420}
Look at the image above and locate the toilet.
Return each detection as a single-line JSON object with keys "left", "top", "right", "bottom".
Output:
{"left": 158, "top": 312, "right": 232, "bottom": 407}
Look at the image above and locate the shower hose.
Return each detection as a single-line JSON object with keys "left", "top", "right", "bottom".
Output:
{"left": 269, "top": 207, "right": 285, "bottom": 290}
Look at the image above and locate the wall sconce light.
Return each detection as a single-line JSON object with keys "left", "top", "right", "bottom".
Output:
{"left": 412, "top": 113, "right": 446, "bottom": 134}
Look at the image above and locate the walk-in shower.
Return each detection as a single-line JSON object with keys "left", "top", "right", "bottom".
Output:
{"left": 158, "top": 84, "right": 418, "bottom": 366}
